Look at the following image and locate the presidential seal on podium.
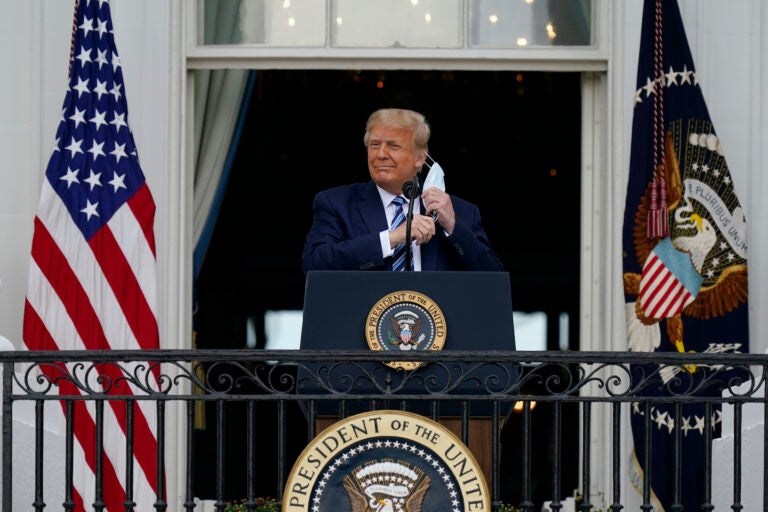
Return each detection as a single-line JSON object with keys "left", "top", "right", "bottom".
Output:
{"left": 364, "top": 290, "right": 446, "bottom": 370}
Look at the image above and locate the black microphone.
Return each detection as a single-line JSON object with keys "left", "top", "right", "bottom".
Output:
{"left": 401, "top": 180, "right": 418, "bottom": 202}
{"left": 401, "top": 177, "right": 419, "bottom": 271}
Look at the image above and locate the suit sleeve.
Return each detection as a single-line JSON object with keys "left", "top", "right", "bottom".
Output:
{"left": 443, "top": 200, "right": 504, "bottom": 271}
{"left": 301, "top": 190, "right": 386, "bottom": 272}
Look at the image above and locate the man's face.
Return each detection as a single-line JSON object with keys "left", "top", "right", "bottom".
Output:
{"left": 367, "top": 125, "right": 425, "bottom": 195}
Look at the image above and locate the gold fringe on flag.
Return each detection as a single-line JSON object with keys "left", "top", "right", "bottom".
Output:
{"left": 192, "top": 331, "right": 207, "bottom": 430}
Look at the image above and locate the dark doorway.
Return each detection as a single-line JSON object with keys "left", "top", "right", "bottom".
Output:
{"left": 196, "top": 69, "right": 581, "bottom": 348}
{"left": 193, "top": 69, "right": 582, "bottom": 504}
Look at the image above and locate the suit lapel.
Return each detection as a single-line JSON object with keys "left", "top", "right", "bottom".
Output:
{"left": 359, "top": 181, "right": 388, "bottom": 234}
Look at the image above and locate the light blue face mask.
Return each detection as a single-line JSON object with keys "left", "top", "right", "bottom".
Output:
{"left": 423, "top": 154, "right": 446, "bottom": 192}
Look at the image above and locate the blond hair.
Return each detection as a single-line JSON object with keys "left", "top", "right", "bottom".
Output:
{"left": 363, "top": 108, "right": 431, "bottom": 151}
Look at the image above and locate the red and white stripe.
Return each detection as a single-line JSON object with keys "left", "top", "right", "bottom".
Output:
{"left": 639, "top": 251, "right": 696, "bottom": 319}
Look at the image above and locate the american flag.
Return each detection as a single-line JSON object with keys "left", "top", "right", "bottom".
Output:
{"left": 622, "top": 0, "right": 748, "bottom": 509}
{"left": 23, "top": 0, "right": 161, "bottom": 510}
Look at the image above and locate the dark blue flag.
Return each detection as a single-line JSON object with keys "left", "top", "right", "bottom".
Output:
{"left": 622, "top": 0, "right": 749, "bottom": 509}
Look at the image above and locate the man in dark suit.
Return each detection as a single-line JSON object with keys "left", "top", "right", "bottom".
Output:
{"left": 302, "top": 108, "right": 502, "bottom": 273}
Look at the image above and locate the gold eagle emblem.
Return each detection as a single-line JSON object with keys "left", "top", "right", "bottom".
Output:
{"left": 624, "top": 123, "right": 748, "bottom": 353}
{"left": 342, "top": 461, "right": 430, "bottom": 512}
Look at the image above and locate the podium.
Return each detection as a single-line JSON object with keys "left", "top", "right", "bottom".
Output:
{"left": 297, "top": 271, "right": 517, "bottom": 481}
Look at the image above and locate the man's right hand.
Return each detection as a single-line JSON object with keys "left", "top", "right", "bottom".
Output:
{"left": 390, "top": 214, "right": 436, "bottom": 247}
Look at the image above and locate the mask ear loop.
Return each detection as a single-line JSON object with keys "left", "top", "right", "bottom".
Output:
{"left": 421, "top": 153, "right": 440, "bottom": 223}
{"left": 417, "top": 153, "right": 433, "bottom": 176}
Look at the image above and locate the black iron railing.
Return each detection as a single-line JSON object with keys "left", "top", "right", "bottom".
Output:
{"left": 2, "top": 350, "right": 766, "bottom": 511}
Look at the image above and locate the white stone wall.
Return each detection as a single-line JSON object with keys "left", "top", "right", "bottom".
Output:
{"left": 0, "top": 1, "right": 36, "bottom": 350}
{"left": 1, "top": 2, "right": 764, "bottom": 375}
{"left": 0, "top": 0, "right": 175, "bottom": 508}
{"left": 0, "top": 0, "right": 766, "bottom": 509}
{"left": 713, "top": 380, "right": 764, "bottom": 510}
{"left": 0, "top": 0, "right": 171, "bottom": 349}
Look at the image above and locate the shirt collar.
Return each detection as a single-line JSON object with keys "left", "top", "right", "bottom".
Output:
{"left": 376, "top": 185, "right": 406, "bottom": 207}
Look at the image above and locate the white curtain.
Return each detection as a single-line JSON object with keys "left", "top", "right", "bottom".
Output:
{"left": 193, "top": 69, "right": 250, "bottom": 263}
{"left": 192, "top": 0, "right": 252, "bottom": 276}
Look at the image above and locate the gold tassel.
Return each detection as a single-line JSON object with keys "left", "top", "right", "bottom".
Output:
{"left": 192, "top": 331, "right": 207, "bottom": 430}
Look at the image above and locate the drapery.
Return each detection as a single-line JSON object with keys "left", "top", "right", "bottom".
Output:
{"left": 192, "top": 0, "right": 256, "bottom": 278}
{"left": 192, "top": 68, "right": 255, "bottom": 278}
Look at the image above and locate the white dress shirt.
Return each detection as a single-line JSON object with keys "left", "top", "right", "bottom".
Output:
{"left": 376, "top": 187, "right": 422, "bottom": 271}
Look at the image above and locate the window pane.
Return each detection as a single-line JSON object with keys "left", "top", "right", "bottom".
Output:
{"left": 470, "top": 0, "right": 591, "bottom": 47}
{"left": 512, "top": 311, "right": 547, "bottom": 351}
{"left": 200, "top": 0, "right": 593, "bottom": 49}
{"left": 332, "top": 0, "right": 461, "bottom": 48}
{"left": 203, "top": 0, "right": 326, "bottom": 46}
{"left": 264, "top": 310, "right": 303, "bottom": 350}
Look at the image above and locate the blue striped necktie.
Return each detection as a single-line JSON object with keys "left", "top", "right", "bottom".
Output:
{"left": 390, "top": 196, "right": 408, "bottom": 271}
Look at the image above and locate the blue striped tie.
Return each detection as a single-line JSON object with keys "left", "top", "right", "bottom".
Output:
{"left": 390, "top": 196, "right": 408, "bottom": 271}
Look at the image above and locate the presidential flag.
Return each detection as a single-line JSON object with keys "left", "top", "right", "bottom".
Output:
{"left": 622, "top": 0, "right": 748, "bottom": 510}
{"left": 22, "top": 0, "right": 162, "bottom": 510}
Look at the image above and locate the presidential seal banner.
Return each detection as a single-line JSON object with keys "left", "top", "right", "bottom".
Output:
{"left": 283, "top": 410, "right": 489, "bottom": 512}
{"left": 622, "top": 0, "right": 749, "bottom": 510}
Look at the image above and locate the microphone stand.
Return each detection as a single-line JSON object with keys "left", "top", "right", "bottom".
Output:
{"left": 402, "top": 175, "right": 419, "bottom": 271}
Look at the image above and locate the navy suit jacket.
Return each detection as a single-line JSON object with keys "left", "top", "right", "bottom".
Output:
{"left": 302, "top": 181, "right": 503, "bottom": 273}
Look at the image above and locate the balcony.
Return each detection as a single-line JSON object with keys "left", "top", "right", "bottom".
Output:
{"left": 2, "top": 350, "right": 764, "bottom": 511}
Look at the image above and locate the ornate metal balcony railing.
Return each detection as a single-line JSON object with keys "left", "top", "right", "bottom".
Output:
{"left": 2, "top": 349, "right": 766, "bottom": 511}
